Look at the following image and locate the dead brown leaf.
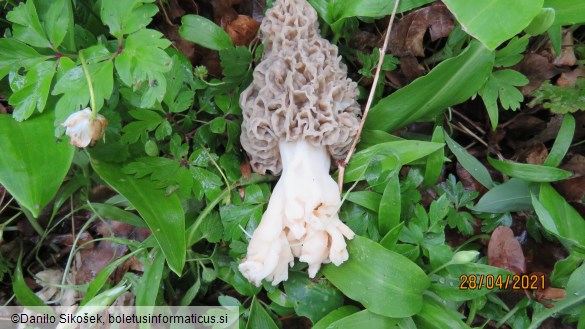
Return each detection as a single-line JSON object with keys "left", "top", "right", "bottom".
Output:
{"left": 555, "top": 154, "right": 585, "bottom": 203}
{"left": 225, "top": 15, "right": 260, "bottom": 46}
{"left": 389, "top": 3, "right": 454, "bottom": 57}
{"left": 514, "top": 53, "right": 561, "bottom": 95}
{"left": 456, "top": 162, "right": 487, "bottom": 195}
{"left": 75, "top": 221, "right": 148, "bottom": 285}
{"left": 167, "top": 0, "right": 186, "bottom": 21}
{"left": 211, "top": 0, "right": 239, "bottom": 27}
{"left": 522, "top": 142, "right": 548, "bottom": 165}
{"left": 561, "top": 154, "right": 585, "bottom": 176}
{"left": 488, "top": 226, "right": 526, "bottom": 274}
{"left": 553, "top": 31, "right": 577, "bottom": 66}
{"left": 349, "top": 31, "right": 382, "bottom": 51}
{"left": 240, "top": 160, "right": 252, "bottom": 180}
{"left": 557, "top": 66, "right": 585, "bottom": 87}
{"left": 399, "top": 55, "right": 425, "bottom": 81}
{"left": 535, "top": 286, "right": 568, "bottom": 308}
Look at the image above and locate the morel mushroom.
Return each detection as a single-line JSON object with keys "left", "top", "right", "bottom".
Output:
{"left": 238, "top": 0, "right": 361, "bottom": 286}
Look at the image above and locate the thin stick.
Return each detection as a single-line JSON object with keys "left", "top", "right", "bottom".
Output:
{"left": 337, "top": 0, "right": 401, "bottom": 191}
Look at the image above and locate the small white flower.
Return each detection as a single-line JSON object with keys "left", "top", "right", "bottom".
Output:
{"left": 61, "top": 108, "right": 108, "bottom": 147}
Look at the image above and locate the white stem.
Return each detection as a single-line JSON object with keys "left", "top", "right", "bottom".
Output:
{"left": 239, "top": 140, "right": 355, "bottom": 286}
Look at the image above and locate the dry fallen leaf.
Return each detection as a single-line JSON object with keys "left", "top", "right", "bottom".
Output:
{"left": 555, "top": 154, "right": 585, "bottom": 203}
{"left": 523, "top": 142, "right": 548, "bottom": 165}
{"left": 390, "top": 3, "right": 454, "bottom": 57}
{"left": 556, "top": 66, "right": 585, "bottom": 87}
{"left": 225, "top": 15, "right": 261, "bottom": 46}
{"left": 456, "top": 162, "right": 487, "bottom": 195}
{"left": 212, "top": 0, "right": 239, "bottom": 27}
{"left": 400, "top": 55, "right": 426, "bottom": 81}
{"left": 553, "top": 31, "right": 577, "bottom": 66}
{"left": 488, "top": 226, "right": 526, "bottom": 274}
{"left": 514, "top": 53, "right": 560, "bottom": 95}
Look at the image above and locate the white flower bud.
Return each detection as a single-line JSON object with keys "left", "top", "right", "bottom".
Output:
{"left": 451, "top": 250, "right": 480, "bottom": 265}
{"left": 61, "top": 108, "right": 108, "bottom": 147}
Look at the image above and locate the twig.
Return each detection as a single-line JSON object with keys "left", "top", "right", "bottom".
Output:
{"left": 453, "top": 122, "right": 488, "bottom": 148}
{"left": 158, "top": 0, "right": 176, "bottom": 26}
{"left": 337, "top": 0, "right": 401, "bottom": 191}
{"left": 451, "top": 107, "right": 486, "bottom": 135}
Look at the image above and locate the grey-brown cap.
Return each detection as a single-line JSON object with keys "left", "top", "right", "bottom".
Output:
{"left": 240, "top": 0, "right": 361, "bottom": 175}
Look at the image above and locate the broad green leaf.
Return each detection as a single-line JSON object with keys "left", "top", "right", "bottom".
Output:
{"left": 537, "top": 183, "right": 585, "bottom": 250}
{"left": 81, "top": 248, "right": 144, "bottom": 305}
{"left": 35, "top": 0, "right": 70, "bottom": 48}
{"left": 550, "top": 255, "right": 582, "bottom": 287}
{"left": 525, "top": 8, "right": 556, "bottom": 35}
{"left": 544, "top": 114, "right": 575, "bottom": 167}
{"left": 379, "top": 222, "right": 404, "bottom": 250}
{"left": 179, "top": 15, "right": 234, "bottom": 51}
{"left": 479, "top": 69, "right": 528, "bottom": 130}
{"left": 360, "top": 130, "right": 403, "bottom": 149}
{"left": 6, "top": 1, "right": 51, "bottom": 48}
{"left": 310, "top": 0, "right": 432, "bottom": 24}
{"left": 86, "top": 203, "right": 146, "bottom": 227}
{"left": 444, "top": 133, "right": 494, "bottom": 188}
{"left": 544, "top": 0, "right": 585, "bottom": 25}
{"left": 379, "top": 171, "right": 400, "bottom": 236}
{"left": 327, "top": 310, "right": 399, "bottom": 329}
{"left": 100, "top": 0, "right": 158, "bottom": 38}
{"left": 188, "top": 211, "right": 224, "bottom": 243}
{"left": 246, "top": 296, "right": 279, "bottom": 329}
{"left": 120, "top": 109, "right": 164, "bottom": 144}
{"left": 330, "top": 0, "right": 393, "bottom": 21}
{"left": 494, "top": 36, "right": 529, "bottom": 67}
{"left": 266, "top": 289, "right": 294, "bottom": 308}
{"left": 472, "top": 178, "right": 532, "bottom": 213}
{"left": 220, "top": 203, "right": 263, "bottom": 241}
{"left": 115, "top": 29, "right": 172, "bottom": 106}
{"left": 322, "top": 236, "right": 430, "bottom": 317}
{"left": 431, "top": 264, "right": 511, "bottom": 301}
{"left": 136, "top": 247, "right": 165, "bottom": 306}
{"left": 414, "top": 297, "right": 471, "bottom": 329}
{"left": 9, "top": 60, "right": 56, "bottom": 121}
{"left": 313, "top": 306, "right": 360, "bottom": 329}
{"left": 345, "top": 141, "right": 444, "bottom": 182}
{"left": 365, "top": 41, "right": 494, "bottom": 132}
{"left": 0, "top": 112, "right": 74, "bottom": 217}
{"left": 443, "top": 0, "right": 543, "bottom": 50}
{"left": 284, "top": 272, "right": 344, "bottom": 323}
{"left": 529, "top": 264, "right": 585, "bottom": 329}
{"left": 423, "top": 126, "right": 445, "bottom": 187}
{"left": 91, "top": 160, "right": 185, "bottom": 275}
{"left": 52, "top": 60, "right": 114, "bottom": 117}
{"left": 61, "top": 285, "right": 128, "bottom": 329}
{"left": 0, "top": 39, "right": 48, "bottom": 80}
{"left": 346, "top": 191, "right": 381, "bottom": 213}
{"left": 220, "top": 46, "right": 253, "bottom": 86}
{"left": 321, "top": 0, "right": 434, "bottom": 34}
{"left": 487, "top": 157, "right": 572, "bottom": 182}
{"left": 210, "top": 117, "right": 226, "bottom": 134}
{"left": 13, "top": 251, "right": 51, "bottom": 310}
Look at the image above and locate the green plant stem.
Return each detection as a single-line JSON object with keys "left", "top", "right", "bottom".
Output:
{"left": 65, "top": 0, "right": 76, "bottom": 51}
{"left": 466, "top": 299, "right": 478, "bottom": 326}
{"left": 78, "top": 51, "right": 97, "bottom": 118}
{"left": 495, "top": 303, "right": 520, "bottom": 328}
{"left": 0, "top": 211, "right": 21, "bottom": 228}
{"left": 58, "top": 214, "right": 96, "bottom": 304}
{"left": 186, "top": 185, "right": 233, "bottom": 246}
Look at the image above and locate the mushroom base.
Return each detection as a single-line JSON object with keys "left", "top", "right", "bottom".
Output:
{"left": 239, "top": 139, "right": 355, "bottom": 286}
